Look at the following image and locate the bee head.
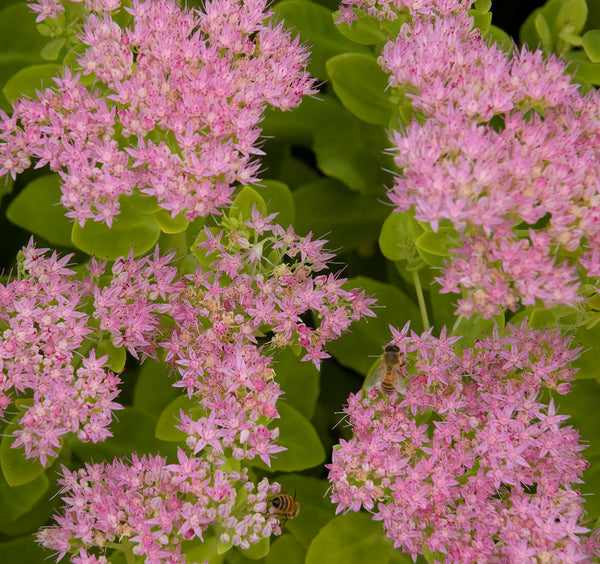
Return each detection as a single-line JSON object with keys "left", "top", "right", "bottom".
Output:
{"left": 384, "top": 344, "right": 399, "bottom": 353}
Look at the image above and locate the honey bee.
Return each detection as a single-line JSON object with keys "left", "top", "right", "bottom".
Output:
{"left": 270, "top": 491, "right": 299, "bottom": 525}
{"left": 364, "top": 344, "right": 406, "bottom": 395}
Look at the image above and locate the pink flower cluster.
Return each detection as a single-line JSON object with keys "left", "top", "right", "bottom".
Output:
{"left": 0, "top": 240, "right": 121, "bottom": 466}
{"left": 3, "top": 0, "right": 316, "bottom": 225}
{"left": 4, "top": 211, "right": 372, "bottom": 560}
{"left": 328, "top": 323, "right": 596, "bottom": 562}
{"left": 365, "top": 1, "right": 600, "bottom": 317}
{"left": 91, "top": 247, "right": 185, "bottom": 358}
{"left": 79, "top": 211, "right": 372, "bottom": 468}
{"left": 37, "top": 451, "right": 283, "bottom": 564}
{"left": 335, "top": 0, "right": 437, "bottom": 24}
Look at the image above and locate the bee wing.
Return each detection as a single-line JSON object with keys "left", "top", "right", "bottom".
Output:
{"left": 363, "top": 358, "right": 382, "bottom": 391}
{"left": 393, "top": 370, "right": 407, "bottom": 393}
{"left": 363, "top": 358, "right": 407, "bottom": 394}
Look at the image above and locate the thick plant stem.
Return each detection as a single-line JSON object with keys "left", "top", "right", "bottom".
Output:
{"left": 412, "top": 269, "right": 430, "bottom": 330}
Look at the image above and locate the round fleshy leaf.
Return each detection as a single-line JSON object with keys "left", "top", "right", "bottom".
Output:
{"left": 71, "top": 198, "right": 160, "bottom": 260}
{"left": 6, "top": 173, "right": 73, "bottom": 247}
{"left": 95, "top": 339, "right": 126, "bottom": 373}
{"left": 40, "top": 37, "right": 66, "bottom": 61}
{"left": 252, "top": 180, "right": 295, "bottom": 228}
{"left": 273, "top": 0, "right": 370, "bottom": 81}
{"left": 273, "top": 348, "right": 319, "bottom": 420}
{"left": 470, "top": 10, "right": 492, "bottom": 33}
{"left": 553, "top": 379, "right": 600, "bottom": 517}
{"left": 3, "top": 63, "right": 60, "bottom": 104}
{"left": 155, "top": 396, "right": 201, "bottom": 442}
{"left": 0, "top": 419, "right": 50, "bottom": 487}
{"left": 332, "top": 9, "right": 387, "bottom": 45}
{"left": 378, "top": 211, "right": 424, "bottom": 261}
{"left": 230, "top": 185, "right": 266, "bottom": 218}
{"left": 485, "top": 24, "right": 513, "bottom": 52}
{"left": 313, "top": 113, "right": 392, "bottom": 195}
{"left": 153, "top": 209, "right": 189, "bottom": 234}
{"left": 326, "top": 53, "right": 394, "bottom": 125}
{"left": 583, "top": 30, "right": 600, "bottom": 62}
{"left": 182, "top": 535, "right": 225, "bottom": 564}
{"left": 0, "top": 467, "right": 49, "bottom": 524}
{"left": 252, "top": 403, "right": 325, "bottom": 472}
{"left": 70, "top": 407, "right": 177, "bottom": 462}
{"left": 293, "top": 179, "right": 389, "bottom": 251}
{"left": 0, "top": 535, "right": 50, "bottom": 563}
{"left": 566, "top": 51, "right": 600, "bottom": 85}
{"left": 473, "top": 0, "right": 491, "bottom": 12}
{"left": 266, "top": 535, "right": 305, "bottom": 564}
{"left": 534, "top": 12, "right": 553, "bottom": 50}
{"left": 306, "top": 513, "right": 392, "bottom": 564}
{"left": 274, "top": 474, "right": 336, "bottom": 549}
{"left": 0, "top": 3, "right": 48, "bottom": 111}
{"left": 239, "top": 537, "right": 270, "bottom": 560}
{"left": 124, "top": 192, "right": 161, "bottom": 214}
{"left": 555, "top": 0, "right": 587, "bottom": 36}
{"left": 133, "top": 359, "right": 180, "bottom": 417}
{"left": 415, "top": 229, "right": 456, "bottom": 267}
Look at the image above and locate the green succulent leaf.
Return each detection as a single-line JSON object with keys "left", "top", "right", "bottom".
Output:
{"left": 332, "top": 9, "right": 387, "bottom": 45}
{"left": 313, "top": 111, "right": 392, "bottom": 194}
{"left": 305, "top": 513, "right": 392, "bottom": 564}
{"left": 155, "top": 395, "right": 200, "bottom": 442}
{"left": 71, "top": 197, "right": 161, "bottom": 260}
{"left": 133, "top": 358, "right": 180, "bottom": 417}
{"left": 379, "top": 211, "right": 424, "bottom": 262}
{"left": 262, "top": 95, "right": 349, "bottom": 148}
{"left": 274, "top": 348, "right": 320, "bottom": 420}
{"left": 534, "top": 12, "right": 554, "bottom": 49}
{"left": 293, "top": 178, "right": 389, "bottom": 251}
{"left": 252, "top": 403, "right": 325, "bottom": 472}
{"left": 252, "top": 180, "right": 295, "bottom": 228}
{"left": 0, "top": 535, "right": 50, "bottom": 564}
{"left": 0, "top": 3, "right": 49, "bottom": 111}
{"left": 0, "top": 468, "right": 49, "bottom": 524}
{"left": 230, "top": 186, "right": 266, "bottom": 218}
{"left": 326, "top": 53, "right": 394, "bottom": 125}
{"left": 182, "top": 535, "right": 225, "bottom": 564}
{"left": 266, "top": 535, "right": 305, "bottom": 564}
{"left": 6, "top": 173, "right": 74, "bottom": 247}
{"left": 40, "top": 37, "right": 66, "bottom": 61}
{"left": 273, "top": 1, "right": 370, "bottom": 81}
{"left": 71, "top": 406, "right": 177, "bottom": 462}
{"left": 153, "top": 209, "right": 189, "bottom": 234}
{"left": 239, "top": 537, "right": 270, "bottom": 560}
{"left": 0, "top": 418, "right": 50, "bottom": 487}
{"left": 555, "top": 0, "right": 587, "bottom": 36}
{"left": 583, "top": 29, "right": 600, "bottom": 62}
{"left": 565, "top": 50, "right": 600, "bottom": 84}
{"left": 3, "top": 63, "right": 60, "bottom": 104}
{"left": 554, "top": 379, "right": 600, "bottom": 517}
{"left": 95, "top": 338, "right": 127, "bottom": 373}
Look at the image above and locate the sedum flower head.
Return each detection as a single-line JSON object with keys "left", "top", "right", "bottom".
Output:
{"left": 11, "top": 210, "right": 373, "bottom": 561}
{"left": 328, "top": 323, "right": 596, "bottom": 562}
{"left": 0, "top": 240, "right": 122, "bottom": 466}
{"left": 5, "top": 0, "right": 317, "bottom": 225}
{"left": 38, "top": 452, "right": 283, "bottom": 563}
{"left": 372, "top": 2, "right": 600, "bottom": 318}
